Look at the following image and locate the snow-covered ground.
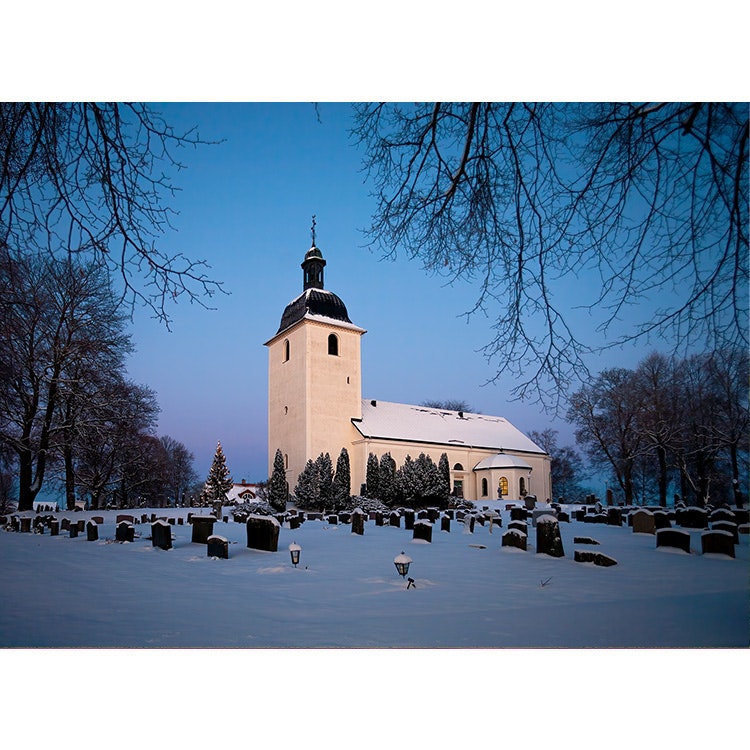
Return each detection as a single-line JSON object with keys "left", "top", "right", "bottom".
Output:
{"left": 2, "top": 501, "right": 747, "bottom": 746}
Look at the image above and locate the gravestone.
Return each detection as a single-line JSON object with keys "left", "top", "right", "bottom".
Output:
{"left": 501, "top": 530, "right": 527, "bottom": 550}
{"left": 463, "top": 515, "right": 475, "bottom": 534}
{"left": 389, "top": 512, "right": 400, "bottom": 528}
{"left": 178, "top": 517, "right": 184, "bottom": 525}
{"left": 574, "top": 550, "right": 618, "bottom": 566}
{"left": 91, "top": 516, "right": 104, "bottom": 525}
{"left": 574, "top": 536, "right": 600, "bottom": 545}
{"left": 50, "top": 520, "right": 59, "bottom": 536}
{"left": 19, "top": 517, "right": 31, "bottom": 533}
{"left": 474, "top": 514, "right": 485, "bottom": 526}
{"left": 656, "top": 528, "right": 691, "bottom": 553}
{"left": 207, "top": 535, "right": 229, "bottom": 559}
{"left": 191, "top": 515, "right": 216, "bottom": 544}
{"left": 116, "top": 514, "right": 134, "bottom": 524}
{"left": 574, "top": 509, "right": 586, "bottom": 522}
{"left": 532, "top": 508, "right": 557, "bottom": 527}
{"left": 86, "top": 521, "right": 98, "bottom": 541}
{"left": 375, "top": 511, "right": 384, "bottom": 527}
{"left": 116, "top": 521, "right": 135, "bottom": 543}
{"left": 676, "top": 507, "right": 708, "bottom": 529}
{"left": 246, "top": 514, "right": 280, "bottom": 552}
{"left": 524, "top": 495, "right": 536, "bottom": 510}
{"left": 141, "top": 514, "right": 149, "bottom": 524}
{"left": 606, "top": 508, "right": 622, "bottom": 527}
{"left": 427, "top": 508, "right": 440, "bottom": 523}
{"left": 653, "top": 511, "right": 671, "bottom": 530}
{"left": 508, "top": 520, "right": 527, "bottom": 535}
{"left": 327, "top": 514, "right": 338, "bottom": 525}
{"left": 168, "top": 518, "right": 176, "bottom": 525}
{"left": 486, "top": 512, "right": 500, "bottom": 532}
{"left": 339, "top": 512, "right": 351, "bottom": 525}
{"left": 631, "top": 509, "right": 656, "bottom": 535}
{"left": 557, "top": 511, "right": 570, "bottom": 523}
{"left": 403, "top": 510, "right": 415, "bottom": 530}
{"left": 440, "top": 515, "right": 451, "bottom": 533}
{"left": 711, "top": 520, "right": 739, "bottom": 544}
{"left": 417, "top": 510, "right": 431, "bottom": 520}
{"left": 351, "top": 509, "right": 365, "bottom": 536}
{"left": 151, "top": 519, "right": 172, "bottom": 550}
{"left": 444, "top": 509, "right": 455, "bottom": 520}
{"left": 535, "top": 515, "right": 565, "bottom": 557}
{"left": 700, "top": 530, "right": 735, "bottom": 558}
{"left": 69, "top": 524, "right": 78, "bottom": 538}
{"left": 288, "top": 515, "right": 300, "bottom": 530}
{"left": 710, "top": 508, "right": 736, "bottom": 524}
{"left": 413, "top": 520, "right": 433, "bottom": 543}
{"left": 731, "top": 508, "right": 749, "bottom": 525}
{"left": 77, "top": 519, "right": 86, "bottom": 532}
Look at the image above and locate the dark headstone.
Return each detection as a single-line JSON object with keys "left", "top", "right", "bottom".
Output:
{"left": 207, "top": 535, "right": 229, "bottom": 559}
{"left": 91, "top": 516, "right": 104, "bottom": 525}
{"left": 191, "top": 515, "right": 216, "bottom": 544}
{"left": 575, "top": 509, "right": 586, "bottom": 522}
{"left": 731, "top": 508, "right": 749, "bottom": 525}
{"left": 535, "top": 516, "right": 565, "bottom": 557}
{"left": 508, "top": 520, "right": 527, "bottom": 535}
{"left": 631, "top": 509, "right": 656, "bottom": 534}
{"left": 403, "top": 509, "right": 415, "bottom": 530}
{"left": 339, "top": 512, "right": 351, "bottom": 525}
{"left": 141, "top": 514, "right": 149, "bottom": 524}
{"left": 501, "top": 530, "right": 527, "bottom": 550}
{"left": 711, "top": 520, "right": 739, "bottom": 544}
{"left": 710, "top": 508, "right": 736, "bottom": 524}
{"left": 77, "top": 519, "right": 85, "bottom": 532}
{"left": 653, "top": 511, "right": 671, "bottom": 530}
{"left": 351, "top": 510, "right": 365, "bottom": 536}
{"left": 288, "top": 515, "right": 300, "bottom": 530}
{"left": 427, "top": 508, "right": 440, "bottom": 523}
{"left": 444, "top": 510, "right": 455, "bottom": 520}
{"left": 413, "top": 520, "right": 432, "bottom": 543}
{"left": 246, "top": 514, "right": 280, "bottom": 552}
{"left": 676, "top": 507, "right": 708, "bottom": 529}
{"left": 49, "top": 520, "right": 59, "bottom": 536}
{"left": 701, "top": 530, "right": 735, "bottom": 558}
{"left": 524, "top": 496, "right": 536, "bottom": 510}
{"left": 168, "top": 518, "right": 176, "bottom": 525}
{"left": 19, "top": 517, "right": 31, "bottom": 533}
{"left": 178, "top": 517, "right": 184, "bottom": 525}
{"left": 574, "top": 550, "right": 617, "bottom": 566}
{"left": 656, "top": 528, "right": 691, "bottom": 553}
{"left": 116, "top": 514, "right": 134, "bottom": 524}
{"left": 151, "top": 520, "right": 172, "bottom": 550}
{"left": 417, "top": 510, "right": 431, "bottom": 520}
{"left": 606, "top": 508, "right": 622, "bottom": 527}
{"left": 327, "top": 514, "right": 338, "bottom": 525}
{"left": 557, "top": 511, "right": 570, "bottom": 523}
{"left": 116, "top": 521, "right": 135, "bottom": 543}
{"left": 389, "top": 512, "right": 400, "bottom": 528}
{"left": 86, "top": 521, "right": 98, "bottom": 541}
{"left": 441, "top": 515, "right": 451, "bottom": 532}
{"left": 574, "top": 536, "right": 600, "bottom": 545}
{"left": 69, "top": 524, "right": 78, "bottom": 538}
{"left": 375, "top": 511, "right": 384, "bottom": 527}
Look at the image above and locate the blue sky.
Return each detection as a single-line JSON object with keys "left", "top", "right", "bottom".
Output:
{"left": 123, "top": 102, "right": 652, "bottom": 484}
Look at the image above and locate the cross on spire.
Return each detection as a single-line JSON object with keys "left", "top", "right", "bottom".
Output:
{"left": 311, "top": 214, "right": 317, "bottom": 246}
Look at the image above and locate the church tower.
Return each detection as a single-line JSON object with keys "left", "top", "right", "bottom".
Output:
{"left": 265, "top": 235, "right": 366, "bottom": 495}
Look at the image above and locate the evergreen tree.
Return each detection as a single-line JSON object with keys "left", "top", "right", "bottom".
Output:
{"left": 365, "top": 452, "right": 380, "bottom": 498}
{"left": 438, "top": 453, "right": 451, "bottom": 501}
{"left": 416, "top": 452, "right": 441, "bottom": 505}
{"left": 316, "top": 452, "right": 334, "bottom": 509}
{"left": 268, "top": 448, "right": 287, "bottom": 511}
{"left": 203, "top": 441, "right": 233, "bottom": 507}
{"left": 395, "top": 454, "right": 416, "bottom": 505}
{"left": 294, "top": 459, "right": 320, "bottom": 509}
{"left": 332, "top": 447, "right": 351, "bottom": 510}
{"left": 379, "top": 452, "right": 397, "bottom": 506}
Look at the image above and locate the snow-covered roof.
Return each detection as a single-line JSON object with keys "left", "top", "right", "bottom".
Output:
{"left": 473, "top": 453, "right": 533, "bottom": 471}
{"left": 353, "top": 400, "right": 546, "bottom": 455}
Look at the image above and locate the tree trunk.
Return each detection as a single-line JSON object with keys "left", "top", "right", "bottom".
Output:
{"left": 657, "top": 445, "right": 668, "bottom": 507}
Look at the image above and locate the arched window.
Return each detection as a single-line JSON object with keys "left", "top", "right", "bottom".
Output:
{"left": 283, "top": 339, "right": 290, "bottom": 362}
{"left": 498, "top": 476, "right": 509, "bottom": 496}
{"left": 453, "top": 463, "right": 464, "bottom": 471}
{"left": 519, "top": 477, "right": 526, "bottom": 496}
{"left": 328, "top": 333, "right": 339, "bottom": 356}
{"left": 481, "top": 478, "right": 488, "bottom": 497}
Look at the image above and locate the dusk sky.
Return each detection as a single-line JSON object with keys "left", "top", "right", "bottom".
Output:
{"left": 123, "top": 102, "right": 664, "bottom": 484}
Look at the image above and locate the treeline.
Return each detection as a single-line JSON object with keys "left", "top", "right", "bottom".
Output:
{"left": 0, "top": 250, "right": 197, "bottom": 511}
{"left": 567, "top": 350, "right": 748, "bottom": 508}
{"left": 364, "top": 451, "right": 451, "bottom": 508}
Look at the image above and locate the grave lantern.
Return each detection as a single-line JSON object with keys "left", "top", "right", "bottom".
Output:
{"left": 289, "top": 542, "right": 301, "bottom": 567}
{"left": 393, "top": 551, "right": 412, "bottom": 579}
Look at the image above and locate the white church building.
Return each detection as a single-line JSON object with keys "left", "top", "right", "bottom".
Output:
{"left": 265, "top": 241, "right": 552, "bottom": 503}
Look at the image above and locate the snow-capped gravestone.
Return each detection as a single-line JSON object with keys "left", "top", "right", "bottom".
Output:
{"left": 631, "top": 510, "right": 656, "bottom": 535}
{"left": 607, "top": 508, "right": 622, "bottom": 527}
{"left": 19, "top": 517, "right": 31, "bottom": 533}
{"left": 86, "top": 521, "right": 98, "bottom": 541}
{"left": 207, "top": 535, "right": 229, "bottom": 559}
{"left": 462, "top": 515, "right": 475, "bottom": 534}
{"left": 413, "top": 520, "right": 432, "bottom": 543}
{"left": 403, "top": 509, "right": 415, "bottom": 530}
{"left": 656, "top": 528, "right": 691, "bottom": 553}
{"left": 711, "top": 520, "right": 739, "bottom": 544}
{"left": 69, "top": 524, "right": 78, "bottom": 538}
{"left": 574, "top": 550, "right": 617, "bottom": 566}
{"left": 246, "top": 514, "right": 280, "bottom": 552}
{"left": 508, "top": 520, "right": 527, "bottom": 535}
{"left": 535, "top": 515, "right": 565, "bottom": 557}
{"left": 190, "top": 515, "right": 216, "bottom": 544}
{"left": 653, "top": 511, "right": 671, "bottom": 530}
{"left": 327, "top": 515, "right": 338, "bottom": 525}
{"left": 532, "top": 508, "right": 557, "bottom": 527}
{"left": 441, "top": 515, "right": 451, "bottom": 533}
{"left": 351, "top": 509, "right": 365, "bottom": 536}
{"left": 510, "top": 507, "right": 527, "bottom": 522}
{"left": 700, "top": 530, "right": 735, "bottom": 558}
{"left": 151, "top": 520, "right": 172, "bottom": 550}
{"left": 676, "top": 507, "right": 708, "bottom": 529}
{"left": 501, "top": 529, "right": 527, "bottom": 551}
{"left": 116, "top": 521, "right": 134, "bottom": 543}
{"left": 49, "top": 519, "right": 59, "bottom": 536}
{"left": 709, "top": 508, "right": 736, "bottom": 524}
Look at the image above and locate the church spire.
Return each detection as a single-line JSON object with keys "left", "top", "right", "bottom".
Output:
{"left": 301, "top": 215, "right": 326, "bottom": 290}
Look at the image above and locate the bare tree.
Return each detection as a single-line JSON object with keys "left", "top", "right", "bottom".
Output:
{"left": 0, "top": 103, "right": 223, "bottom": 325}
{"left": 353, "top": 103, "right": 748, "bottom": 409}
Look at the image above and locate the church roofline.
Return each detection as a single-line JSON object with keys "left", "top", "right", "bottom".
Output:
{"left": 264, "top": 311, "right": 367, "bottom": 346}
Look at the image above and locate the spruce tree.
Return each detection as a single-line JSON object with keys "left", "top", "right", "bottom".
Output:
{"left": 332, "top": 447, "right": 351, "bottom": 510}
{"left": 438, "top": 453, "right": 451, "bottom": 502}
{"left": 203, "top": 441, "right": 233, "bottom": 507}
{"left": 268, "top": 448, "right": 287, "bottom": 511}
{"left": 365, "top": 452, "right": 380, "bottom": 499}
{"left": 316, "top": 453, "right": 334, "bottom": 509}
{"left": 379, "top": 452, "right": 397, "bottom": 507}
{"left": 294, "top": 459, "right": 320, "bottom": 509}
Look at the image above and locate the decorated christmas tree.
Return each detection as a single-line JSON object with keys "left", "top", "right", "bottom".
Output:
{"left": 202, "top": 441, "right": 233, "bottom": 507}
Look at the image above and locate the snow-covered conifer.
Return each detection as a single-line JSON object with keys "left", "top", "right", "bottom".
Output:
{"left": 268, "top": 448, "right": 287, "bottom": 511}
{"left": 202, "top": 441, "right": 233, "bottom": 506}
{"left": 315, "top": 453, "right": 333, "bottom": 508}
{"left": 332, "top": 447, "right": 351, "bottom": 510}
{"left": 294, "top": 459, "right": 320, "bottom": 509}
{"left": 378, "top": 452, "right": 397, "bottom": 506}
{"left": 365, "top": 452, "right": 380, "bottom": 499}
